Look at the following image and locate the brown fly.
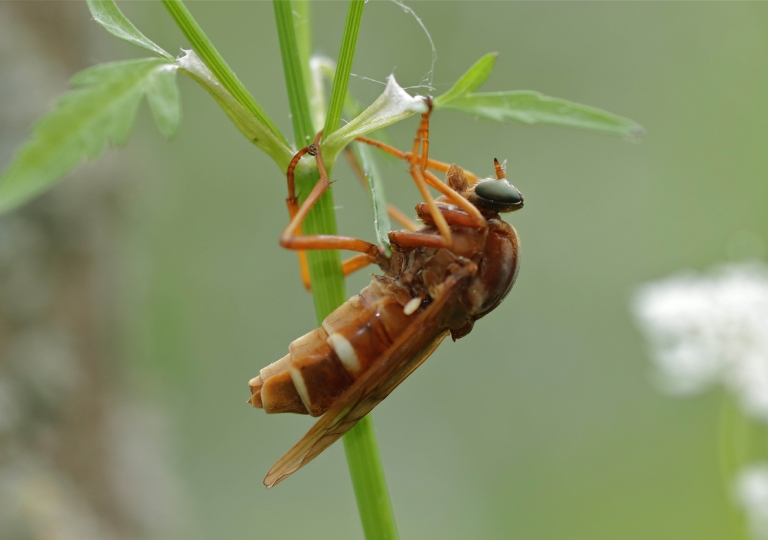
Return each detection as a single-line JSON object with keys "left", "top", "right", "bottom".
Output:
{"left": 249, "top": 99, "right": 523, "bottom": 488}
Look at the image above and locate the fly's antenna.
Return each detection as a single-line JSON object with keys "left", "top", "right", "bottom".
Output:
{"left": 493, "top": 158, "right": 507, "bottom": 180}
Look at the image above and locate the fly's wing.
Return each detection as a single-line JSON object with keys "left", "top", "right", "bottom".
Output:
{"left": 264, "top": 274, "right": 467, "bottom": 488}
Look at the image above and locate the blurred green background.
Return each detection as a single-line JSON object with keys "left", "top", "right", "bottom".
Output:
{"left": 4, "top": 2, "right": 768, "bottom": 539}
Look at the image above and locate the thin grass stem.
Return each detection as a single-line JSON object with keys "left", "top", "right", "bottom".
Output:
{"left": 322, "top": 0, "right": 364, "bottom": 139}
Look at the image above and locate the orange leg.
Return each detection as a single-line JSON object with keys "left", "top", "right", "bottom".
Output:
{"left": 342, "top": 253, "right": 374, "bottom": 276}
{"left": 414, "top": 104, "right": 431, "bottom": 173}
{"left": 422, "top": 169, "right": 486, "bottom": 228}
{"left": 405, "top": 101, "right": 454, "bottom": 247}
{"left": 414, "top": 203, "right": 476, "bottom": 229}
{"left": 409, "top": 164, "right": 451, "bottom": 246}
{"left": 343, "top": 146, "right": 421, "bottom": 232}
{"left": 357, "top": 102, "right": 485, "bottom": 231}
{"left": 355, "top": 136, "right": 481, "bottom": 184}
{"left": 387, "top": 205, "right": 420, "bottom": 232}
{"left": 347, "top": 127, "right": 483, "bottom": 231}
{"left": 389, "top": 230, "right": 446, "bottom": 248}
{"left": 293, "top": 252, "right": 375, "bottom": 292}
{"left": 393, "top": 201, "right": 487, "bottom": 247}
{"left": 292, "top": 252, "right": 377, "bottom": 293}
{"left": 283, "top": 135, "right": 379, "bottom": 290}
{"left": 392, "top": 206, "right": 487, "bottom": 246}
{"left": 285, "top": 147, "right": 313, "bottom": 289}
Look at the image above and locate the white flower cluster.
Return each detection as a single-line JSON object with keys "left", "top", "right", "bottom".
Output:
{"left": 633, "top": 263, "right": 768, "bottom": 420}
{"left": 633, "top": 263, "right": 768, "bottom": 539}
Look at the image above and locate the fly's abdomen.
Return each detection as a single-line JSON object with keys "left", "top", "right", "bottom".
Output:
{"left": 249, "top": 281, "right": 420, "bottom": 417}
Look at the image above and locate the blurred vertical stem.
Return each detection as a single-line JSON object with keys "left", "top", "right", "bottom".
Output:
{"left": 718, "top": 394, "right": 751, "bottom": 540}
{"left": 273, "top": 2, "right": 399, "bottom": 539}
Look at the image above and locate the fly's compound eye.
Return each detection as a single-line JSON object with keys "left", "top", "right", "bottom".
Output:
{"left": 473, "top": 180, "right": 524, "bottom": 212}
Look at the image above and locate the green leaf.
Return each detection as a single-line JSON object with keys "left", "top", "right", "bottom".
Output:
{"left": 434, "top": 52, "right": 497, "bottom": 107}
{"left": 311, "top": 57, "right": 397, "bottom": 165}
{"left": 145, "top": 64, "right": 182, "bottom": 138}
{"left": 162, "top": 0, "right": 289, "bottom": 149}
{"left": 0, "top": 58, "right": 179, "bottom": 214}
{"left": 177, "top": 50, "right": 293, "bottom": 171}
{"left": 439, "top": 91, "right": 644, "bottom": 137}
{"left": 322, "top": 75, "right": 427, "bottom": 165}
{"left": 353, "top": 141, "right": 391, "bottom": 255}
{"left": 87, "top": 0, "right": 173, "bottom": 60}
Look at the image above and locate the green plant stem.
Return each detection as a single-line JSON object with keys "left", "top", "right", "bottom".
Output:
{"left": 322, "top": 0, "right": 364, "bottom": 138}
{"left": 273, "top": 0, "right": 345, "bottom": 320}
{"left": 343, "top": 416, "right": 399, "bottom": 540}
{"left": 293, "top": 0, "right": 314, "bottom": 117}
{"left": 274, "top": 0, "right": 314, "bottom": 148}
{"left": 162, "top": 0, "right": 288, "bottom": 146}
{"left": 274, "top": 2, "right": 399, "bottom": 539}
{"left": 322, "top": 3, "right": 399, "bottom": 538}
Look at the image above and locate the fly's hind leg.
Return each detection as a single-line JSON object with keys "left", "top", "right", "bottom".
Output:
{"left": 283, "top": 134, "right": 381, "bottom": 291}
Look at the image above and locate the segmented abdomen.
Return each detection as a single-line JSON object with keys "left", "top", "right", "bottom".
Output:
{"left": 249, "top": 280, "right": 420, "bottom": 417}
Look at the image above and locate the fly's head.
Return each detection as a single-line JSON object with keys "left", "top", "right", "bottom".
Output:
{"left": 443, "top": 160, "right": 523, "bottom": 323}
{"left": 467, "top": 158, "right": 524, "bottom": 215}
{"left": 446, "top": 159, "right": 524, "bottom": 215}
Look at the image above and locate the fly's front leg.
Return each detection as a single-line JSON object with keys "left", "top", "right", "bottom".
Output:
{"left": 406, "top": 100, "right": 454, "bottom": 247}
{"left": 387, "top": 205, "right": 420, "bottom": 231}
{"left": 282, "top": 134, "right": 380, "bottom": 290}
{"left": 343, "top": 146, "right": 420, "bottom": 232}
{"left": 388, "top": 230, "right": 447, "bottom": 249}
{"left": 355, "top": 103, "right": 475, "bottom": 246}
{"left": 409, "top": 164, "right": 452, "bottom": 246}
{"left": 354, "top": 137, "right": 481, "bottom": 184}
{"left": 413, "top": 98, "right": 432, "bottom": 173}
{"left": 392, "top": 200, "right": 487, "bottom": 247}
{"left": 421, "top": 169, "right": 486, "bottom": 228}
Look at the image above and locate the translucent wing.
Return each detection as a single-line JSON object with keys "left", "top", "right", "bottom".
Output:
{"left": 264, "top": 274, "right": 467, "bottom": 488}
